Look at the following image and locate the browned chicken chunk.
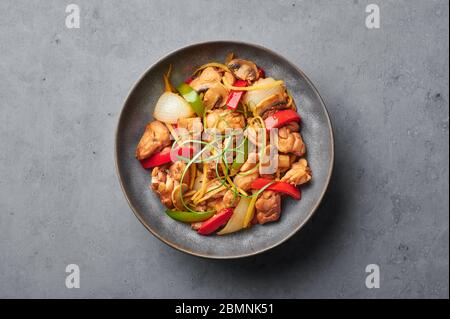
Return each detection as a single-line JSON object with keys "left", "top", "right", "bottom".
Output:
{"left": 206, "top": 109, "right": 245, "bottom": 133}
{"left": 204, "top": 160, "right": 219, "bottom": 179}
{"left": 136, "top": 121, "right": 171, "bottom": 160}
{"left": 177, "top": 117, "right": 203, "bottom": 134}
{"left": 169, "top": 161, "right": 191, "bottom": 185}
{"left": 277, "top": 126, "right": 306, "bottom": 156}
{"left": 234, "top": 171, "right": 259, "bottom": 192}
{"left": 281, "top": 158, "right": 312, "bottom": 186}
{"left": 223, "top": 189, "right": 239, "bottom": 208}
{"left": 150, "top": 161, "right": 191, "bottom": 208}
{"left": 255, "top": 190, "right": 281, "bottom": 224}
{"left": 177, "top": 117, "right": 203, "bottom": 146}
{"left": 240, "top": 152, "right": 258, "bottom": 172}
{"left": 151, "top": 166, "right": 175, "bottom": 208}
{"left": 193, "top": 181, "right": 228, "bottom": 212}
{"left": 189, "top": 67, "right": 222, "bottom": 92}
{"left": 279, "top": 121, "right": 300, "bottom": 132}
{"left": 204, "top": 188, "right": 239, "bottom": 212}
{"left": 233, "top": 154, "right": 260, "bottom": 192}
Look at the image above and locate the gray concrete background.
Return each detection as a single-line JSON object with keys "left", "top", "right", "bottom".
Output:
{"left": 0, "top": 0, "right": 448, "bottom": 298}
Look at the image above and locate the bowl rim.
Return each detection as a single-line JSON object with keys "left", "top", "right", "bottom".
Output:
{"left": 115, "top": 40, "right": 335, "bottom": 259}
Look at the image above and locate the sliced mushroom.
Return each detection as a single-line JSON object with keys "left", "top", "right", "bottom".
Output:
{"left": 253, "top": 93, "right": 287, "bottom": 117}
{"left": 189, "top": 67, "right": 222, "bottom": 92}
{"left": 227, "top": 59, "right": 259, "bottom": 81}
{"left": 203, "top": 83, "right": 229, "bottom": 109}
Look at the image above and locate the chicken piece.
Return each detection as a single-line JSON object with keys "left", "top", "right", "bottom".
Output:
{"left": 277, "top": 154, "right": 291, "bottom": 171}
{"left": 177, "top": 117, "right": 203, "bottom": 146}
{"left": 205, "top": 189, "right": 238, "bottom": 212}
{"left": 255, "top": 190, "right": 281, "bottom": 224}
{"left": 177, "top": 117, "right": 203, "bottom": 135}
{"left": 189, "top": 67, "right": 222, "bottom": 92}
{"left": 227, "top": 59, "right": 259, "bottom": 82}
{"left": 277, "top": 126, "right": 306, "bottom": 156}
{"left": 235, "top": 148, "right": 278, "bottom": 177}
{"left": 203, "top": 83, "right": 229, "bottom": 109}
{"left": 259, "top": 149, "right": 292, "bottom": 177}
{"left": 240, "top": 152, "right": 258, "bottom": 172}
{"left": 151, "top": 161, "right": 191, "bottom": 208}
{"left": 233, "top": 154, "right": 260, "bottom": 191}
{"left": 234, "top": 171, "right": 259, "bottom": 192}
{"left": 220, "top": 111, "right": 246, "bottom": 132}
{"left": 281, "top": 158, "right": 312, "bottom": 186}
{"left": 206, "top": 109, "right": 246, "bottom": 133}
{"left": 205, "top": 160, "right": 219, "bottom": 179}
{"left": 206, "top": 198, "right": 227, "bottom": 212}
{"left": 271, "top": 154, "right": 294, "bottom": 178}
{"left": 136, "top": 121, "right": 171, "bottom": 160}
{"left": 192, "top": 181, "right": 227, "bottom": 212}
{"left": 192, "top": 201, "right": 207, "bottom": 212}
{"left": 151, "top": 166, "right": 175, "bottom": 208}
{"left": 224, "top": 190, "right": 240, "bottom": 207}
{"left": 191, "top": 183, "right": 238, "bottom": 214}
{"left": 169, "top": 161, "right": 190, "bottom": 185}
{"left": 246, "top": 123, "right": 265, "bottom": 148}
{"left": 283, "top": 121, "right": 300, "bottom": 132}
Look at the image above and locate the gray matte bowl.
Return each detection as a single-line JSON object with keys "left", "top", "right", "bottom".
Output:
{"left": 115, "top": 41, "right": 334, "bottom": 259}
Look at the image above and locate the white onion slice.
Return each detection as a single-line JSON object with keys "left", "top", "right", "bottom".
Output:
{"left": 217, "top": 197, "right": 250, "bottom": 235}
{"left": 242, "top": 77, "right": 284, "bottom": 110}
{"left": 153, "top": 92, "right": 195, "bottom": 124}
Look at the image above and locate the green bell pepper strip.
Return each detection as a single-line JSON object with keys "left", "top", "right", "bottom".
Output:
{"left": 165, "top": 209, "right": 215, "bottom": 223}
{"left": 177, "top": 83, "right": 205, "bottom": 117}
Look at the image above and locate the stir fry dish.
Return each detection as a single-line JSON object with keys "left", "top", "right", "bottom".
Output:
{"left": 135, "top": 53, "right": 312, "bottom": 236}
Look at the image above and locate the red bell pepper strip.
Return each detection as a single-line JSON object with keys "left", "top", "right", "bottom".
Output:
{"left": 257, "top": 67, "right": 265, "bottom": 79}
{"left": 226, "top": 80, "right": 248, "bottom": 110}
{"left": 184, "top": 76, "right": 194, "bottom": 84}
{"left": 264, "top": 109, "right": 301, "bottom": 130}
{"left": 140, "top": 147, "right": 193, "bottom": 169}
{"left": 251, "top": 178, "right": 301, "bottom": 200}
{"left": 197, "top": 208, "right": 234, "bottom": 235}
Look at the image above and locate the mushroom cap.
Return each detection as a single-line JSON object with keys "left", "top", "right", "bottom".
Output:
{"left": 203, "top": 83, "right": 229, "bottom": 110}
{"left": 227, "top": 59, "right": 259, "bottom": 81}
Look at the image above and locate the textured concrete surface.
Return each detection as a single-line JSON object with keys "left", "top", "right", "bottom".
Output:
{"left": 0, "top": 0, "right": 448, "bottom": 298}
